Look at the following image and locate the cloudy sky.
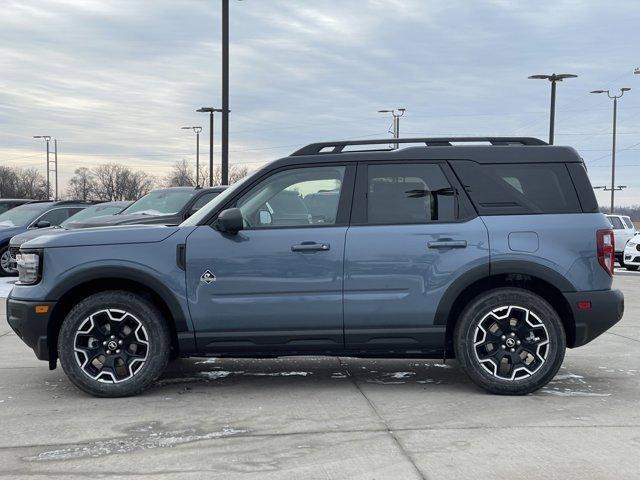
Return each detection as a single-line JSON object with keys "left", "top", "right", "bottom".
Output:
{"left": 1, "top": 0, "right": 640, "bottom": 204}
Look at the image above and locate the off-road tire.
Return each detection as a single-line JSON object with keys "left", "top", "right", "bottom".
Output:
{"left": 58, "top": 290, "right": 170, "bottom": 397}
{"left": 454, "top": 288, "right": 566, "bottom": 395}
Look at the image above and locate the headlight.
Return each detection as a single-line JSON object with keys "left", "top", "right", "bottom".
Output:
{"left": 16, "top": 251, "right": 41, "bottom": 285}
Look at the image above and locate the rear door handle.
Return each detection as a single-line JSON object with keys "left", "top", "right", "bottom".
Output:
{"left": 427, "top": 240, "right": 467, "bottom": 249}
{"left": 291, "top": 242, "right": 330, "bottom": 252}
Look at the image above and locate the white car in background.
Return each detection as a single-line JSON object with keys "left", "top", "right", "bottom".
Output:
{"left": 623, "top": 233, "right": 640, "bottom": 271}
{"left": 607, "top": 214, "right": 636, "bottom": 267}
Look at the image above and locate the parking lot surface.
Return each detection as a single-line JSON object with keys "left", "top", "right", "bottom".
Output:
{"left": 0, "top": 272, "right": 638, "bottom": 479}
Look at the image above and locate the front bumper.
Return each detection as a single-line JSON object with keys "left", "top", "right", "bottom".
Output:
{"left": 564, "top": 289, "right": 624, "bottom": 348}
{"left": 6, "top": 296, "right": 55, "bottom": 361}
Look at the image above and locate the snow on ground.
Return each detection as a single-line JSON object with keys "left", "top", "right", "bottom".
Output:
{"left": 0, "top": 277, "right": 16, "bottom": 299}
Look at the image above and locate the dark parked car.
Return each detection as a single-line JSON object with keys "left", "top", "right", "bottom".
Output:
{"left": 0, "top": 200, "right": 96, "bottom": 276}
{"left": 7, "top": 137, "right": 623, "bottom": 398}
{"left": 0, "top": 199, "right": 33, "bottom": 215}
{"left": 71, "top": 187, "right": 227, "bottom": 228}
{"left": 8, "top": 201, "right": 132, "bottom": 267}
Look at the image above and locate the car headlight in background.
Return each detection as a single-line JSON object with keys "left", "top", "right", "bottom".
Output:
{"left": 16, "top": 251, "right": 41, "bottom": 285}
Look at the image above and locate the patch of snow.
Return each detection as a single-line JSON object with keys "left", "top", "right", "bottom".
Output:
{"left": 432, "top": 363, "right": 452, "bottom": 369}
{"left": 198, "top": 371, "right": 233, "bottom": 380}
{"left": 388, "top": 372, "right": 415, "bottom": 379}
{"left": 541, "top": 389, "right": 611, "bottom": 397}
{"left": 247, "top": 371, "right": 309, "bottom": 377}
{"left": 331, "top": 373, "right": 348, "bottom": 379}
{"left": 195, "top": 358, "right": 219, "bottom": 365}
{"left": 25, "top": 427, "right": 248, "bottom": 462}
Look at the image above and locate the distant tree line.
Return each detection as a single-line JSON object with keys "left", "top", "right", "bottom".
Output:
{"left": 0, "top": 160, "right": 250, "bottom": 201}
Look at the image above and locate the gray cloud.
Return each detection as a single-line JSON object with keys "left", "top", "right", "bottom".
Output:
{"left": 1, "top": 0, "right": 640, "bottom": 204}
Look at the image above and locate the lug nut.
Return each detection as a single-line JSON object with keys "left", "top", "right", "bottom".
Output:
{"left": 501, "top": 335, "right": 506, "bottom": 340}
{"left": 110, "top": 335, "right": 115, "bottom": 339}
{"left": 510, "top": 332, "right": 516, "bottom": 337}
{"left": 103, "top": 341, "right": 107, "bottom": 346}
{"left": 516, "top": 340, "right": 521, "bottom": 345}
{"left": 116, "top": 349, "right": 121, "bottom": 354}
{"left": 106, "top": 350, "right": 111, "bottom": 355}
{"left": 118, "top": 340, "right": 123, "bottom": 345}
{"left": 501, "top": 344, "right": 506, "bottom": 349}
{"left": 510, "top": 348, "right": 515, "bottom": 352}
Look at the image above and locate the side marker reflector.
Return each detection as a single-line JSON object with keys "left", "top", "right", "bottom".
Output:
{"left": 577, "top": 301, "right": 592, "bottom": 311}
{"left": 35, "top": 305, "right": 49, "bottom": 314}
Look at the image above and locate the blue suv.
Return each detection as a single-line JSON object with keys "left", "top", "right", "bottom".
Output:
{"left": 6, "top": 137, "right": 624, "bottom": 397}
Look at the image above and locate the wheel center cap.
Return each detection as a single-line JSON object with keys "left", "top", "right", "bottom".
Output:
{"left": 505, "top": 338, "right": 516, "bottom": 348}
{"left": 107, "top": 340, "right": 118, "bottom": 351}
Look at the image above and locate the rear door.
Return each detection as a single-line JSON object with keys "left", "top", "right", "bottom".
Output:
{"left": 343, "top": 161, "right": 489, "bottom": 354}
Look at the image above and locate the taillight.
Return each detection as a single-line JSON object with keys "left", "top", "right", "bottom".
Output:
{"left": 597, "top": 229, "right": 615, "bottom": 276}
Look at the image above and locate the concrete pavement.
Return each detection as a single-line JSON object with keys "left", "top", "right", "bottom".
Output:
{"left": 0, "top": 274, "right": 638, "bottom": 479}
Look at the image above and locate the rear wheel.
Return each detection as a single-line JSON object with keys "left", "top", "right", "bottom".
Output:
{"left": 58, "top": 291, "right": 170, "bottom": 397}
{"left": 454, "top": 288, "right": 565, "bottom": 395}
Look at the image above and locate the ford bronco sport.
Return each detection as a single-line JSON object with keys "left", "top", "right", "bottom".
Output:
{"left": 7, "top": 137, "right": 624, "bottom": 397}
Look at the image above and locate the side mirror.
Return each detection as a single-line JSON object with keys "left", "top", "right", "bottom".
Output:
{"left": 36, "top": 221, "right": 51, "bottom": 229}
{"left": 215, "top": 208, "right": 244, "bottom": 234}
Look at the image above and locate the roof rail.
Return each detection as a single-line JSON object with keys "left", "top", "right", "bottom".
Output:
{"left": 291, "top": 137, "right": 547, "bottom": 156}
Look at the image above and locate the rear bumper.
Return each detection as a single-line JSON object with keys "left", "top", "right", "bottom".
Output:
{"left": 6, "top": 296, "right": 55, "bottom": 361}
{"left": 564, "top": 289, "right": 624, "bottom": 348}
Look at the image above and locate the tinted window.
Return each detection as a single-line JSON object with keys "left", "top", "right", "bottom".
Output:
{"left": 190, "top": 191, "right": 221, "bottom": 213}
{"left": 60, "top": 204, "right": 124, "bottom": 226}
{"left": 237, "top": 166, "right": 345, "bottom": 228}
{"left": 38, "top": 208, "right": 79, "bottom": 226}
{"left": 608, "top": 216, "right": 624, "bottom": 229}
{"left": 452, "top": 161, "right": 581, "bottom": 215}
{"left": 623, "top": 217, "right": 634, "bottom": 229}
{"left": 0, "top": 203, "right": 49, "bottom": 227}
{"left": 367, "top": 163, "right": 456, "bottom": 224}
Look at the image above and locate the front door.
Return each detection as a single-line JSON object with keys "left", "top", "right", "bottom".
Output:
{"left": 344, "top": 162, "right": 490, "bottom": 354}
{"left": 186, "top": 164, "right": 354, "bottom": 354}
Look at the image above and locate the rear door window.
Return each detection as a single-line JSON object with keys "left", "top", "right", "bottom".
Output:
{"left": 451, "top": 161, "right": 582, "bottom": 215}
{"left": 366, "top": 163, "right": 456, "bottom": 224}
{"left": 623, "top": 217, "right": 634, "bottom": 229}
{"left": 608, "top": 216, "right": 624, "bottom": 229}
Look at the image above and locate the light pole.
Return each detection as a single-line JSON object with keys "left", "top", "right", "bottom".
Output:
{"left": 33, "top": 135, "right": 52, "bottom": 200}
{"left": 181, "top": 126, "right": 203, "bottom": 186}
{"left": 196, "top": 107, "right": 222, "bottom": 186}
{"left": 528, "top": 73, "right": 578, "bottom": 144}
{"left": 222, "top": 0, "right": 230, "bottom": 187}
{"left": 378, "top": 108, "right": 406, "bottom": 149}
{"left": 591, "top": 87, "right": 631, "bottom": 213}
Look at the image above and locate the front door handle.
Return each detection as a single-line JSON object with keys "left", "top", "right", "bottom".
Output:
{"left": 291, "top": 242, "right": 330, "bottom": 252}
{"left": 427, "top": 240, "right": 467, "bottom": 249}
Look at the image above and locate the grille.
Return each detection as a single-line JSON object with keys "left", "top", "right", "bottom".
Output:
{"left": 8, "top": 246, "right": 19, "bottom": 261}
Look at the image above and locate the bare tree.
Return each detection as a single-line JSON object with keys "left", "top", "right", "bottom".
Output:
{"left": 0, "top": 166, "right": 47, "bottom": 199}
{"left": 164, "top": 159, "right": 195, "bottom": 187}
{"left": 196, "top": 164, "right": 249, "bottom": 187}
{"left": 66, "top": 167, "right": 97, "bottom": 200}
{"left": 93, "top": 163, "right": 155, "bottom": 201}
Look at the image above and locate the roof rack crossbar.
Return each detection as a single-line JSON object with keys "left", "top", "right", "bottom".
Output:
{"left": 291, "top": 137, "right": 547, "bottom": 156}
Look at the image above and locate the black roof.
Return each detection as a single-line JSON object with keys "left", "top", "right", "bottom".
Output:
{"left": 281, "top": 137, "right": 583, "bottom": 165}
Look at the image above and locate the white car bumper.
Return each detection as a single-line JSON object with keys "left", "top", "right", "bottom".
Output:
{"left": 624, "top": 241, "right": 640, "bottom": 266}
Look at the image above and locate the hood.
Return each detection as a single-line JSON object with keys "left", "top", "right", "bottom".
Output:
{"left": 9, "top": 226, "right": 61, "bottom": 247}
{"left": 0, "top": 225, "right": 26, "bottom": 242}
{"left": 70, "top": 213, "right": 179, "bottom": 228}
{"left": 22, "top": 224, "right": 185, "bottom": 249}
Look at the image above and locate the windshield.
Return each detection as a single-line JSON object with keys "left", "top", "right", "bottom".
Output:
{"left": 122, "top": 190, "right": 195, "bottom": 216}
{"left": 0, "top": 203, "right": 48, "bottom": 228}
{"left": 182, "top": 181, "right": 247, "bottom": 226}
{"left": 60, "top": 204, "right": 126, "bottom": 226}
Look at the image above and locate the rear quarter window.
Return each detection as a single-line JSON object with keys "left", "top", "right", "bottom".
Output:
{"left": 451, "top": 161, "right": 582, "bottom": 215}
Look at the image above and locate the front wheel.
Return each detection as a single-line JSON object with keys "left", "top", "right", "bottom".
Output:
{"left": 58, "top": 291, "right": 170, "bottom": 397}
{"left": 454, "top": 288, "right": 566, "bottom": 395}
{"left": 0, "top": 246, "right": 17, "bottom": 277}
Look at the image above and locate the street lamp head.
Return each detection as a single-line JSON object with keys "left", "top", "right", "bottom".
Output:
{"left": 197, "top": 107, "right": 222, "bottom": 113}
{"left": 634, "top": 68, "right": 640, "bottom": 74}
{"left": 378, "top": 109, "right": 391, "bottom": 113}
{"left": 528, "top": 74, "right": 550, "bottom": 80}
{"left": 397, "top": 108, "right": 406, "bottom": 113}
{"left": 33, "top": 135, "right": 51, "bottom": 141}
{"left": 181, "top": 126, "right": 192, "bottom": 130}
{"left": 553, "top": 73, "right": 578, "bottom": 81}
{"left": 590, "top": 90, "right": 606, "bottom": 94}
{"left": 621, "top": 87, "right": 631, "bottom": 92}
